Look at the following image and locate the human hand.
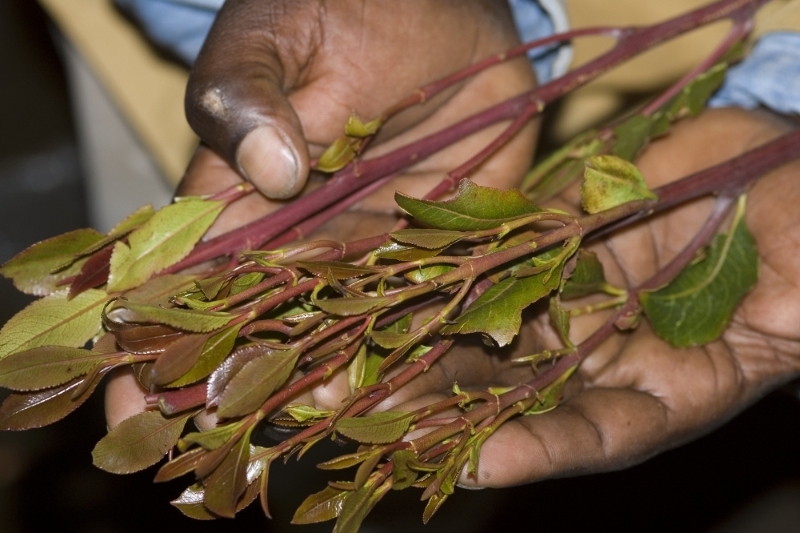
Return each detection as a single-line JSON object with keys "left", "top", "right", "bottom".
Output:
{"left": 105, "top": 0, "right": 538, "bottom": 428}
{"left": 367, "top": 107, "right": 800, "bottom": 488}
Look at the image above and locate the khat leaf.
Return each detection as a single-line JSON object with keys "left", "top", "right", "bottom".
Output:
{"left": 640, "top": 207, "right": 758, "bottom": 347}
{"left": 335, "top": 480, "right": 391, "bottom": 533}
{"left": 441, "top": 262, "right": 564, "bottom": 347}
{"left": 396, "top": 179, "right": 542, "bottom": 231}
{"left": 523, "top": 130, "right": 607, "bottom": 203}
{"left": 0, "top": 289, "right": 107, "bottom": 359}
{"left": 561, "top": 249, "right": 609, "bottom": 300}
{"left": 0, "top": 346, "right": 109, "bottom": 391}
{"left": 298, "top": 261, "right": 378, "bottom": 280}
{"left": 347, "top": 344, "right": 367, "bottom": 393}
{"left": 217, "top": 349, "right": 300, "bottom": 418}
{"left": 150, "top": 332, "right": 212, "bottom": 386}
{"left": 68, "top": 244, "right": 114, "bottom": 299}
{"left": 107, "top": 197, "right": 224, "bottom": 292}
{"left": 154, "top": 447, "right": 206, "bottom": 482}
{"left": 125, "top": 274, "right": 196, "bottom": 305}
{"left": 611, "top": 113, "right": 670, "bottom": 161}
{"left": 92, "top": 410, "right": 191, "bottom": 474}
{"left": 207, "top": 343, "right": 270, "bottom": 406}
{"left": 344, "top": 113, "right": 382, "bottom": 138}
{"left": 580, "top": 156, "right": 657, "bottom": 214}
{"left": 374, "top": 241, "right": 444, "bottom": 261}
{"left": 171, "top": 483, "right": 216, "bottom": 520}
{"left": 404, "top": 264, "right": 455, "bottom": 284}
{"left": 106, "top": 300, "right": 232, "bottom": 332}
{"left": 316, "top": 135, "right": 358, "bottom": 173}
{"left": 166, "top": 325, "right": 241, "bottom": 388}
{"left": 422, "top": 492, "right": 448, "bottom": 524}
{"left": 66, "top": 204, "right": 156, "bottom": 264}
{"left": 390, "top": 229, "right": 470, "bottom": 250}
{"left": 524, "top": 365, "right": 577, "bottom": 415}
{"left": 0, "top": 228, "right": 104, "bottom": 296}
{"left": 283, "top": 405, "right": 334, "bottom": 423}
{"left": 548, "top": 296, "right": 572, "bottom": 347}
{"left": 665, "top": 62, "right": 727, "bottom": 120}
{"left": 0, "top": 370, "right": 105, "bottom": 430}
{"left": 180, "top": 420, "right": 246, "bottom": 453}
{"left": 370, "top": 330, "right": 416, "bottom": 350}
{"left": 292, "top": 486, "right": 349, "bottom": 525}
{"left": 335, "top": 411, "right": 413, "bottom": 444}
{"left": 202, "top": 428, "right": 252, "bottom": 518}
{"left": 314, "top": 295, "right": 392, "bottom": 317}
{"left": 229, "top": 272, "right": 265, "bottom": 296}
{"left": 112, "top": 324, "right": 182, "bottom": 355}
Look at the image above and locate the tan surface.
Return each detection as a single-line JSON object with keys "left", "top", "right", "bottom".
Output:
{"left": 39, "top": 0, "right": 196, "bottom": 185}
{"left": 38, "top": 0, "right": 799, "bottom": 175}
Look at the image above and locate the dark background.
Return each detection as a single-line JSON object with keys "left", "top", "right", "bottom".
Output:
{"left": 0, "top": 2, "right": 799, "bottom": 532}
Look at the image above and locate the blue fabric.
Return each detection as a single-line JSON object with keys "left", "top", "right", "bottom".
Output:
{"left": 116, "top": 0, "right": 800, "bottom": 116}
{"left": 507, "top": 0, "right": 560, "bottom": 82}
{"left": 115, "top": 0, "right": 222, "bottom": 65}
{"left": 709, "top": 32, "right": 800, "bottom": 115}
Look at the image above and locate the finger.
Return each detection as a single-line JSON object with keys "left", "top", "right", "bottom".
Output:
{"left": 104, "top": 368, "right": 149, "bottom": 429}
{"left": 185, "top": 0, "right": 311, "bottom": 199}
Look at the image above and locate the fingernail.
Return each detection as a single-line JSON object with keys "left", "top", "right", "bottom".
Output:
{"left": 237, "top": 126, "right": 299, "bottom": 199}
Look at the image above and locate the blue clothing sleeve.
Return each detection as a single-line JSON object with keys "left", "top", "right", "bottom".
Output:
{"left": 708, "top": 32, "right": 800, "bottom": 115}
{"left": 115, "top": 0, "right": 222, "bottom": 65}
{"left": 116, "top": 0, "right": 800, "bottom": 115}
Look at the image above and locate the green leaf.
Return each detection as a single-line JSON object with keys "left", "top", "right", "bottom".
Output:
{"left": 166, "top": 325, "right": 241, "bottom": 387}
{"left": 66, "top": 204, "right": 156, "bottom": 263}
{"left": 0, "top": 228, "right": 104, "bottom": 296}
{"left": 441, "top": 263, "right": 564, "bottom": 347}
{"left": 334, "top": 480, "right": 391, "bottom": 533}
{"left": 217, "top": 349, "right": 300, "bottom": 418}
{"left": 283, "top": 404, "right": 334, "bottom": 423}
{"left": 640, "top": 208, "right": 758, "bottom": 347}
{"left": 524, "top": 365, "right": 577, "bottom": 415}
{"left": 580, "top": 156, "right": 657, "bottom": 214}
{"left": 298, "top": 261, "right": 378, "bottom": 280}
{"left": 125, "top": 274, "right": 196, "bottom": 305}
{"left": 0, "top": 371, "right": 104, "bottom": 430}
{"left": 181, "top": 420, "right": 246, "bottom": 452}
{"left": 344, "top": 113, "right": 382, "bottom": 138}
{"left": 422, "top": 492, "right": 448, "bottom": 524}
{"left": 292, "top": 486, "right": 349, "bottom": 525}
{"left": 92, "top": 410, "right": 191, "bottom": 474}
{"left": 335, "top": 411, "right": 413, "bottom": 444}
{"left": 314, "top": 295, "right": 392, "bottom": 317}
{"left": 523, "top": 130, "right": 605, "bottom": 201}
{"left": 390, "top": 229, "right": 469, "bottom": 250}
{"left": 561, "top": 249, "right": 608, "bottom": 300}
{"left": 316, "top": 135, "right": 358, "bottom": 173}
{"left": 207, "top": 343, "right": 269, "bottom": 406}
{"left": 347, "top": 344, "right": 367, "bottom": 393}
{"left": 665, "top": 62, "right": 727, "bottom": 119}
{"left": 0, "top": 289, "right": 107, "bottom": 359}
{"left": 106, "top": 300, "right": 232, "bottom": 332}
{"left": 171, "top": 483, "right": 216, "bottom": 520}
{"left": 361, "top": 353, "right": 384, "bottom": 388}
{"left": 202, "top": 428, "right": 252, "bottom": 518}
{"left": 370, "top": 330, "right": 415, "bottom": 350}
{"left": 374, "top": 241, "right": 443, "bottom": 261}
{"left": 611, "top": 113, "right": 670, "bottom": 161}
{"left": 391, "top": 450, "right": 420, "bottom": 490}
{"left": 404, "top": 265, "right": 455, "bottom": 284}
{"left": 396, "top": 179, "right": 542, "bottom": 231}
{"left": 150, "top": 332, "right": 211, "bottom": 386}
{"left": 0, "top": 346, "right": 108, "bottom": 391}
{"left": 107, "top": 197, "right": 224, "bottom": 292}
{"left": 548, "top": 296, "right": 572, "bottom": 347}
{"left": 229, "top": 272, "right": 265, "bottom": 296}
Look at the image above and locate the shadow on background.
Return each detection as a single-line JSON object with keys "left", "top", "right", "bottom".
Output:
{"left": 0, "top": 2, "right": 798, "bottom": 532}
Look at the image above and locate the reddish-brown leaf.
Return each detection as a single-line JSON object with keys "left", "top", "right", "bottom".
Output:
{"left": 206, "top": 343, "right": 269, "bottom": 407}
{"left": 113, "top": 324, "right": 183, "bottom": 354}
{"left": 68, "top": 243, "right": 113, "bottom": 299}
{"left": 0, "top": 370, "right": 105, "bottom": 430}
{"left": 202, "top": 430, "right": 252, "bottom": 518}
{"left": 151, "top": 332, "right": 211, "bottom": 386}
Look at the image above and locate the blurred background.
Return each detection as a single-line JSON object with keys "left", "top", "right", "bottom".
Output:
{"left": 0, "top": 1, "right": 799, "bottom": 532}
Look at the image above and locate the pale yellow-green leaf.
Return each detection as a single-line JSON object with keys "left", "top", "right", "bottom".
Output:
{"left": 107, "top": 198, "right": 224, "bottom": 292}
{"left": 580, "top": 156, "right": 657, "bottom": 214}
{"left": 0, "top": 289, "right": 108, "bottom": 359}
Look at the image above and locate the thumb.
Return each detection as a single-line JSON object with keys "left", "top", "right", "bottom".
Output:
{"left": 185, "top": 0, "right": 311, "bottom": 199}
